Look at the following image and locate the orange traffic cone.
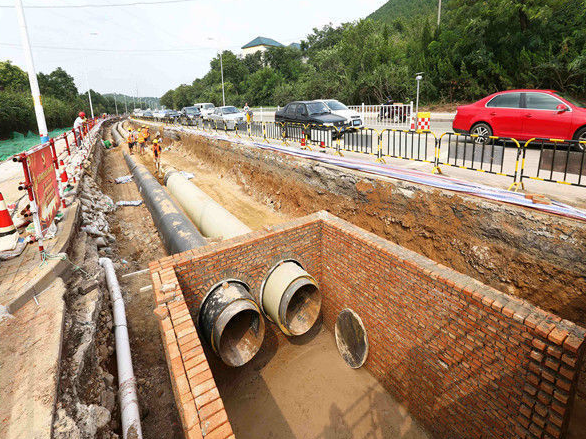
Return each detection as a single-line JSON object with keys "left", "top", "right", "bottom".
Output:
{"left": 59, "top": 160, "right": 73, "bottom": 189}
{"left": 0, "top": 192, "right": 19, "bottom": 252}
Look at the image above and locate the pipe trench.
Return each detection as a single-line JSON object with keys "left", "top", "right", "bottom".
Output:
{"left": 99, "top": 257, "right": 143, "bottom": 439}
{"left": 111, "top": 122, "right": 124, "bottom": 146}
{"left": 123, "top": 152, "right": 207, "bottom": 254}
{"left": 163, "top": 168, "right": 322, "bottom": 340}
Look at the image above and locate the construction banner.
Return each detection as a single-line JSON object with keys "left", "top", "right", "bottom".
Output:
{"left": 27, "top": 144, "right": 61, "bottom": 233}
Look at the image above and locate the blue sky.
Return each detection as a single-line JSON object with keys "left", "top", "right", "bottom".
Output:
{"left": 0, "top": 0, "right": 386, "bottom": 97}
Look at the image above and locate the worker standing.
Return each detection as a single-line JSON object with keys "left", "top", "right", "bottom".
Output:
{"left": 73, "top": 111, "right": 86, "bottom": 145}
{"left": 142, "top": 125, "right": 150, "bottom": 146}
{"left": 137, "top": 128, "right": 146, "bottom": 155}
{"left": 127, "top": 128, "right": 137, "bottom": 154}
{"left": 152, "top": 138, "right": 161, "bottom": 174}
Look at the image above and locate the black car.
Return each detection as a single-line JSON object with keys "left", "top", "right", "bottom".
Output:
{"left": 275, "top": 101, "right": 349, "bottom": 138}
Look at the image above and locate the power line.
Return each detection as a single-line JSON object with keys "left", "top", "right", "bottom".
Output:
{"left": 0, "top": 42, "right": 237, "bottom": 52}
{"left": 0, "top": 0, "right": 197, "bottom": 8}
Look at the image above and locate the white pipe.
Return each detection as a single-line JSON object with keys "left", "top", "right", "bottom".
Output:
{"left": 99, "top": 257, "right": 143, "bottom": 439}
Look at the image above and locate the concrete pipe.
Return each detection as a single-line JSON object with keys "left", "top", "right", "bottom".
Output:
{"left": 111, "top": 122, "right": 124, "bottom": 146}
{"left": 164, "top": 169, "right": 322, "bottom": 337}
{"left": 164, "top": 169, "right": 251, "bottom": 239}
{"left": 123, "top": 152, "right": 207, "bottom": 254}
{"left": 261, "top": 261, "right": 321, "bottom": 336}
{"left": 118, "top": 121, "right": 129, "bottom": 138}
{"left": 199, "top": 281, "right": 265, "bottom": 367}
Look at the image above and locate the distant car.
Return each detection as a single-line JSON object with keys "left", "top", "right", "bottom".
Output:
{"left": 194, "top": 103, "right": 216, "bottom": 119}
{"left": 142, "top": 110, "right": 153, "bottom": 117}
{"left": 453, "top": 89, "right": 586, "bottom": 141}
{"left": 207, "top": 106, "right": 246, "bottom": 129}
{"left": 154, "top": 109, "right": 180, "bottom": 119}
{"left": 315, "top": 99, "right": 363, "bottom": 129}
{"left": 275, "top": 101, "right": 349, "bottom": 138}
{"left": 133, "top": 109, "right": 143, "bottom": 117}
{"left": 181, "top": 106, "right": 201, "bottom": 119}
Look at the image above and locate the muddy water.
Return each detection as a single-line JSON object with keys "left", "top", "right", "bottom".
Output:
{"left": 209, "top": 324, "right": 430, "bottom": 439}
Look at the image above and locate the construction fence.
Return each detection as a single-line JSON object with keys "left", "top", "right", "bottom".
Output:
{"left": 136, "top": 116, "right": 586, "bottom": 191}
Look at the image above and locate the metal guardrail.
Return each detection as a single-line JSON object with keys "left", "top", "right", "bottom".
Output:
{"left": 135, "top": 116, "right": 586, "bottom": 192}
{"left": 520, "top": 138, "right": 586, "bottom": 188}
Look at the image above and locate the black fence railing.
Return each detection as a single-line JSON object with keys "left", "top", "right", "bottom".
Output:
{"left": 133, "top": 116, "right": 586, "bottom": 190}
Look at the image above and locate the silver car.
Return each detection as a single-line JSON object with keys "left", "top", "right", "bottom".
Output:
{"left": 208, "top": 106, "right": 246, "bottom": 129}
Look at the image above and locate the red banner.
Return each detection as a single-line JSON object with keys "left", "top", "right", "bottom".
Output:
{"left": 27, "top": 144, "right": 60, "bottom": 233}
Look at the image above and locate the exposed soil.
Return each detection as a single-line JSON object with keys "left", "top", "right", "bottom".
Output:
{"left": 168, "top": 132, "right": 586, "bottom": 331}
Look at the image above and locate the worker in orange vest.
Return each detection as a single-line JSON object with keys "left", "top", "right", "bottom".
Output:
{"left": 137, "top": 128, "right": 146, "bottom": 155}
{"left": 127, "top": 128, "right": 137, "bottom": 154}
{"left": 142, "top": 125, "right": 150, "bottom": 144}
{"left": 152, "top": 138, "right": 161, "bottom": 173}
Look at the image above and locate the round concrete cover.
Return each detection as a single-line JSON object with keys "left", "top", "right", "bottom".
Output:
{"left": 335, "top": 308, "right": 368, "bottom": 368}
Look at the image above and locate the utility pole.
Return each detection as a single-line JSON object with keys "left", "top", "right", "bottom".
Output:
{"left": 15, "top": 0, "right": 49, "bottom": 142}
{"left": 437, "top": 0, "right": 442, "bottom": 26}
{"left": 220, "top": 51, "right": 225, "bottom": 106}
{"left": 124, "top": 95, "right": 128, "bottom": 114}
{"left": 114, "top": 94, "right": 118, "bottom": 116}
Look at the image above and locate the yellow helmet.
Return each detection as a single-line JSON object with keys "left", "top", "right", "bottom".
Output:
{"left": 153, "top": 139, "right": 159, "bottom": 143}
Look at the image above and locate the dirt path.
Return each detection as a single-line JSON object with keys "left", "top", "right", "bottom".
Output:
{"left": 99, "top": 138, "right": 182, "bottom": 439}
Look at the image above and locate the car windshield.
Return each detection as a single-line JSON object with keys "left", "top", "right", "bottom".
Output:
{"left": 325, "top": 100, "right": 348, "bottom": 111}
{"left": 306, "top": 102, "right": 330, "bottom": 115}
{"left": 184, "top": 108, "right": 198, "bottom": 113}
{"left": 558, "top": 93, "right": 586, "bottom": 108}
{"left": 222, "top": 107, "right": 239, "bottom": 114}
{"left": 203, "top": 104, "right": 214, "bottom": 109}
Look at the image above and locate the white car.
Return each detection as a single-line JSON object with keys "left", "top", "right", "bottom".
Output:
{"left": 315, "top": 99, "right": 363, "bottom": 129}
{"left": 207, "top": 106, "right": 246, "bottom": 129}
{"left": 194, "top": 103, "right": 216, "bottom": 120}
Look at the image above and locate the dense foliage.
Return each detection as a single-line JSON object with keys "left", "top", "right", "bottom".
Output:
{"left": 0, "top": 61, "right": 158, "bottom": 139}
{"left": 161, "top": 0, "right": 586, "bottom": 109}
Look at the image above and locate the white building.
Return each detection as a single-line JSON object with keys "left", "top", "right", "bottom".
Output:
{"left": 241, "top": 36, "right": 284, "bottom": 56}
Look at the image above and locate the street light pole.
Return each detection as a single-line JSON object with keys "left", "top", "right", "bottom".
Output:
{"left": 415, "top": 72, "right": 423, "bottom": 116}
{"left": 15, "top": 0, "right": 49, "bottom": 142}
{"left": 437, "top": 0, "right": 442, "bottom": 26}
{"left": 220, "top": 51, "right": 225, "bottom": 106}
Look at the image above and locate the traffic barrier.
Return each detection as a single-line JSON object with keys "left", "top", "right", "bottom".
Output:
{"left": 416, "top": 112, "right": 431, "bottom": 133}
{"left": 133, "top": 115, "right": 586, "bottom": 194}
{"left": 519, "top": 138, "right": 586, "bottom": 188}
{"left": 0, "top": 192, "right": 19, "bottom": 252}
{"left": 435, "top": 133, "right": 523, "bottom": 189}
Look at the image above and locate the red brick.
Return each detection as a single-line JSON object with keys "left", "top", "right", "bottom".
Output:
{"left": 563, "top": 335, "right": 584, "bottom": 354}
{"left": 199, "top": 397, "right": 225, "bottom": 421}
{"left": 195, "top": 387, "right": 220, "bottom": 409}
{"left": 153, "top": 306, "right": 169, "bottom": 320}
{"left": 548, "top": 328, "right": 569, "bottom": 346}
{"left": 200, "top": 410, "right": 229, "bottom": 438}
{"left": 532, "top": 339, "right": 546, "bottom": 351}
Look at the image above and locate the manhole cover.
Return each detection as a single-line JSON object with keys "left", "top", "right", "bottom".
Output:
{"left": 335, "top": 308, "right": 368, "bottom": 368}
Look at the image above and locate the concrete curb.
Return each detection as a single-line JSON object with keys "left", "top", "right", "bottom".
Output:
{"left": 7, "top": 201, "right": 80, "bottom": 314}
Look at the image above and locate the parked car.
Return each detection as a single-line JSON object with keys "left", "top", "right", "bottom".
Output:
{"left": 275, "top": 101, "right": 349, "bottom": 138}
{"left": 154, "top": 109, "right": 180, "bottom": 119}
{"left": 181, "top": 106, "right": 201, "bottom": 119}
{"left": 207, "top": 106, "right": 246, "bottom": 129}
{"left": 194, "top": 103, "right": 216, "bottom": 119}
{"left": 142, "top": 110, "right": 153, "bottom": 117}
{"left": 453, "top": 89, "right": 586, "bottom": 141}
{"left": 133, "top": 109, "right": 143, "bottom": 117}
{"left": 315, "top": 99, "right": 363, "bottom": 129}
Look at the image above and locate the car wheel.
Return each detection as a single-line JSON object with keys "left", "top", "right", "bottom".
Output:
{"left": 470, "top": 122, "right": 492, "bottom": 141}
{"left": 573, "top": 127, "right": 586, "bottom": 143}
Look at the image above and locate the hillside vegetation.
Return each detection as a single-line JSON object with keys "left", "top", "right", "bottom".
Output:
{"left": 161, "top": 0, "right": 586, "bottom": 110}
{"left": 368, "top": 0, "right": 436, "bottom": 23}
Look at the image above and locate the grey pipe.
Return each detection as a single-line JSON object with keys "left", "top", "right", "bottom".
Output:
{"left": 111, "top": 122, "right": 124, "bottom": 146}
{"left": 125, "top": 155, "right": 264, "bottom": 366}
{"left": 123, "top": 152, "right": 207, "bottom": 253}
{"left": 99, "top": 257, "right": 143, "bottom": 439}
{"left": 164, "top": 169, "right": 321, "bottom": 338}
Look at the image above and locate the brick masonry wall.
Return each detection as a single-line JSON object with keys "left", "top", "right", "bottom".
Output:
{"left": 149, "top": 211, "right": 585, "bottom": 439}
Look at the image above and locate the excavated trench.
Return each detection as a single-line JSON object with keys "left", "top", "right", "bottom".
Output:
{"left": 117, "top": 120, "right": 586, "bottom": 438}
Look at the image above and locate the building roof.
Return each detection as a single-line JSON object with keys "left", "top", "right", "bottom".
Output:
{"left": 288, "top": 42, "right": 301, "bottom": 50}
{"left": 241, "top": 36, "right": 284, "bottom": 49}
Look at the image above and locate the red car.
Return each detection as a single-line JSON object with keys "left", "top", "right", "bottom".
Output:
{"left": 452, "top": 89, "right": 586, "bottom": 142}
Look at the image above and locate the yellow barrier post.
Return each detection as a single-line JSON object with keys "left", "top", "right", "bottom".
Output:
{"left": 507, "top": 138, "right": 525, "bottom": 191}
{"left": 333, "top": 127, "right": 343, "bottom": 156}
{"left": 301, "top": 124, "right": 313, "bottom": 151}
{"left": 432, "top": 132, "right": 447, "bottom": 174}
{"left": 262, "top": 123, "right": 270, "bottom": 144}
{"left": 375, "top": 129, "right": 385, "bottom": 164}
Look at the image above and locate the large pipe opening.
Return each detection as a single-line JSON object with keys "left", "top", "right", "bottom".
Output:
{"left": 262, "top": 261, "right": 322, "bottom": 336}
{"left": 200, "top": 281, "right": 265, "bottom": 367}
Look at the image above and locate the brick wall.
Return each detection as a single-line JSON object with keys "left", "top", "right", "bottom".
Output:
{"left": 149, "top": 211, "right": 585, "bottom": 439}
